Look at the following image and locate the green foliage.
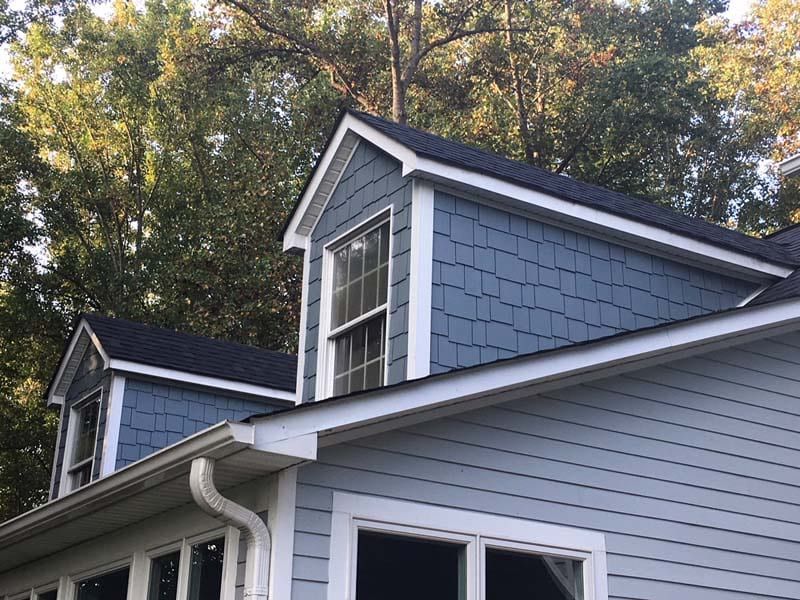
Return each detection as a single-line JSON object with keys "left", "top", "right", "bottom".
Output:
{"left": 1, "top": 0, "right": 799, "bottom": 520}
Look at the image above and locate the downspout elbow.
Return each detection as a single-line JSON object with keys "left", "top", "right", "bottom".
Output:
{"left": 190, "top": 457, "right": 270, "bottom": 600}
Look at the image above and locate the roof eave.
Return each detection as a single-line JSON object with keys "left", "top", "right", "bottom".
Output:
{"left": 780, "top": 153, "right": 800, "bottom": 178}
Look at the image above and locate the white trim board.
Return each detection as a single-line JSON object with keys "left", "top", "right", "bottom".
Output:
{"left": 48, "top": 321, "right": 109, "bottom": 407}
{"left": 108, "top": 360, "right": 295, "bottom": 403}
{"left": 406, "top": 179, "right": 434, "bottom": 380}
{"left": 283, "top": 113, "right": 793, "bottom": 280}
{"left": 100, "top": 375, "right": 126, "bottom": 476}
{"left": 251, "top": 297, "right": 800, "bottom": 448}
{"left": 327, "top": 492, "right": 607, "bottom": 600}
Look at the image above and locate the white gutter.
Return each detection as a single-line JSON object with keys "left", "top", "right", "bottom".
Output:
{"left": 190, "top": 457, "right": 270, "bottom": 600}
{"left": 779, "top": 153, "right": 800, "bottom": 178}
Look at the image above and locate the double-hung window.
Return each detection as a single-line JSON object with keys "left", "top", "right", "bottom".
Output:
{"left": 147, "top": 536, "right": 226, "bottom": 600}
{"left": 67, "top": 391, "right": 101, "bottom": 491}
{"left": 325, "top": 218, "right": 390, "bottom": 397}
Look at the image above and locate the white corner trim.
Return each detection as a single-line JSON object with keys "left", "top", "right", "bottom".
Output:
{"left": 410, "top": 157, "right": 794, "bottom": 280}
{"left": 48, "top": 320, "right": 110, "bottom": 406}
{"left": 48, "top": 404, "right": 65, "bottom": 500}
{"left": 407, "top": 179, "right": 434, "bottom": 380}
{"left": 268, "top": 466, "right": 298, "bottom": 600}
{"left": 107, "top": 360, "right": 295, "bottom": 403}
{"left": 295, "top": 249, "right": 312, "bottom": 404}
{"left": 327, "top": 492, "right": 607, "bottom": 600}
{"left": 251, "top": 297, "right": 800, "bottom": 447}
{"left": 100, "top": 375, "right": 126, "bottom": 476}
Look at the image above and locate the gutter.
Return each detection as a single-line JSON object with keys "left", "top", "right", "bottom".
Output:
{"left": 190, "top": 457, "right": 270, "bottom": 600}
{"left": 780, "top": 153, "right": 800, "bottom": 178}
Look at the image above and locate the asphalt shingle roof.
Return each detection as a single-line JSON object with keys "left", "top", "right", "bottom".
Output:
{"left": 83, "top": 314, "right": 297, "bottom": 392}
{"left": 348, "top": 110, "right": 799, "bottom": 268}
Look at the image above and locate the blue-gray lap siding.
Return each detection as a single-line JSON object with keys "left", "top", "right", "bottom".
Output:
{"left": 302, "top": 141, "right": 412, "bottom": 402}
{"left": 51, "top": 344, "right": 111, "bottom": 498}
{"left": 291, "top": 332, "right": 800, "bottom": 600}
{"left": 430, "top": 192, "right": 759, "bottom": 372}
{"left": 116, "top": 378, "right": 287, "bottom": 468}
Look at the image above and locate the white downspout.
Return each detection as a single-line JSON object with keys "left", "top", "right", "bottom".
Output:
{"left": 190, "top": 457, "right": 270, "bottom": 600}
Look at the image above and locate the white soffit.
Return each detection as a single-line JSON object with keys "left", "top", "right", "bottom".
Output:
{"left": 48, "top": 319, "right": 109, "bottom": 406}
{"left": 283, "top": 115, "right": 793, "bottom": 280}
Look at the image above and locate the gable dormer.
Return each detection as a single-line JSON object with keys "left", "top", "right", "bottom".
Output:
{"left": 284, "top": 111, "right": 798, "bottom": 403}
{"left": 46, "top": 315, "right": 294, "bottom": 498}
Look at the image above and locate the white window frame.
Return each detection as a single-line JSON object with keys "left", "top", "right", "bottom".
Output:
{"left": 143, "top": 527, "right": 239, "bottom": 600}
{"left": 60, "top": 387, "right": 103, "bottom": 495}
{"left": 327, "top": 492, "right": 608, "bottom": 600}
{"left": 315, "top": 209, "right": 394, "bottom": 400}
{"left": 65, "top": 556, "right": 132, "bottom": 600}
{"left": 32, "top": 584, "right": 59, "bottom": 600}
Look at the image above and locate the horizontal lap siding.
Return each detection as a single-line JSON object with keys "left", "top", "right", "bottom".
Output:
{"left": 292, "top": 332, "right": 800, "bottom": 600}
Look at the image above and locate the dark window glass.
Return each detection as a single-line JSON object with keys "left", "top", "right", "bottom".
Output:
{"left": 356, "top": 531, "right": 464, "bottom": 600}
{"left": 485, "top": 548, "right": 583, "bottom": 600}
{"left": 187, "top": 538, "right": 225, "bottom": 600}
{"left": 38, "top": 591, "right": 57, "bottom": 600}
{"left": 76, "top": 567, "right": 130, "bottom": 600}
{"left": 148, "top": 551, "right": 181, "bottom": 600}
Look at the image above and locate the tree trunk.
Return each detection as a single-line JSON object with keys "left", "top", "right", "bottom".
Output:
{"left": 505, "top": 0, "right": 535, "bottom": 163}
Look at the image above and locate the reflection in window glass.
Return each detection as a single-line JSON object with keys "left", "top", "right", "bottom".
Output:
{"left": 76, "top": 567, "right": 130, "bottom": 600}
{"left": 37, "top": 591, "right": 57, "bottom": 600}
{"left": 187, "top": 538, "right": 225, "bottom": 600}
{"left": 485, "top": 548, "right": 584, "bottom": 600}
{"left": 148, "top": 551, "right": 181, "bottom": 600}
{"left": 69, "top": 397, "right": 100, "bottom": 489}
{"left": 356, "top": 531, "right": 465, "bottom": 600}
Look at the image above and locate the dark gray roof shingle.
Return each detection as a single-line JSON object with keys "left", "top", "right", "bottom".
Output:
{"left": 348, "top": 110, "right": 798, "bottom": 267}
{"left": 83, "top": 314, "right": 297, "bottom": 392}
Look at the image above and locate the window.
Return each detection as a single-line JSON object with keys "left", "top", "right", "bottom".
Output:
{"left": 148, "top": 551, "right": 180, "bottom": 600}
{"left": 187, "top": 538, "right": 225, "bottom": 600}
{"left": 67, "top": 391, "right": 101, "bottom": 490}
{"left": 323, "top": 218, "right": 391, "bottom": 397}
{"left": 36, "top": 591, "right": 58, "bottom": 600}
{"left": 147, "top": 537, "right": 226, "bottom": 600}
{"left": 75, "top": 567, "right": 129, "bottom": 600}
{"left": 329, "top": 493, "right": 607, "bottom": 600}
{"left": 356, "top": 531, "right": 466, "bottom": 600}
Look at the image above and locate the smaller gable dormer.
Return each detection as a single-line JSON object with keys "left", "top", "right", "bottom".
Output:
{"left": 46, "top": 315, "right": 295, "bottom": 499}
{"left": 284, "top": 111, "right": 797, "bottom": 404}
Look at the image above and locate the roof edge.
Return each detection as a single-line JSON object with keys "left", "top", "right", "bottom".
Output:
{"left": 249, "top": 295, "right": 800, "bottom": 447}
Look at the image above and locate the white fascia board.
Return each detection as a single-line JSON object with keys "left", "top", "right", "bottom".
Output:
{"left": 779, "top": 154, "right": 800, "bottom": 178}
{"left": 0, "top": 421, "right": 252, "bottom": 546}
{"left": 282, "top": 114, "right": 417, "bottom": 253}
{"left": 251, "top": 298, "right": 800, "bottom": 446}
{"left": 47, "top": 319, "right": 110, "bottom": 407}
{"left": 410, "top": 157, "right": 794, "bottom": 280}
{"left": 107, "top": 359, "right": 295, "bottom": 403}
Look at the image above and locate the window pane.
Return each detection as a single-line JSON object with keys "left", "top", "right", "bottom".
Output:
{"left": 356, "top": 531, "right": 464, "bottom": 600}
{"left": 332, "top": 315, "right": 385, "bottom": 395}
{"left": 378, "top": 264, "right": 388, "bottom": 306}
{"left": 187, "top": 538, "right": 225, "bottom": 600}
{"left": 346, "top": 278, "right": 363, "bottom": 322}
{"left": 485, "top": 548, "right": 583, "bottom": 600}
{"left": 76, "top": 567, "right": 130, "bottom": 600}
{"left": 364, "top": 229, "right": 380, "bottom": 272}
{"left": 72, "top": 463, "right": 92, "bottom": 489}
{"left": 38, "top": 591, "right": 57, "bottom": 600}
{"left": 73, "top": 400, "right": 99, "bottom": 464}
{"left": 362, "top": 270, "right": 379, "bottom": 313}
{"left": 148, "top": 551, "right": 181, "bottom": 600}
{"left": 379, "top": 222, "right": 390, "bottom": 263}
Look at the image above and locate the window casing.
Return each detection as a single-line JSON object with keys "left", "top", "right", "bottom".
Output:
{"left": 328, "top": 493, "right": 608, "bottom": 600}
{"left": 318, "top": 213, "right": 392, "bottom": 399}
{"left": 65, "top": 389, "right": 102, "bottom": 492}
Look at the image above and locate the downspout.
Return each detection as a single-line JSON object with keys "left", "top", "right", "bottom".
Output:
{"left": 190, "top": 457, "right": 270, "bottom": 600}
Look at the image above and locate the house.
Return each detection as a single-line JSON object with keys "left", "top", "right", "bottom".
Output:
{"left": 2, "top": 110, "right": 800, "bottom": 600}
{"left": 780, "top": 152, "right": 800, "bottom": 178}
